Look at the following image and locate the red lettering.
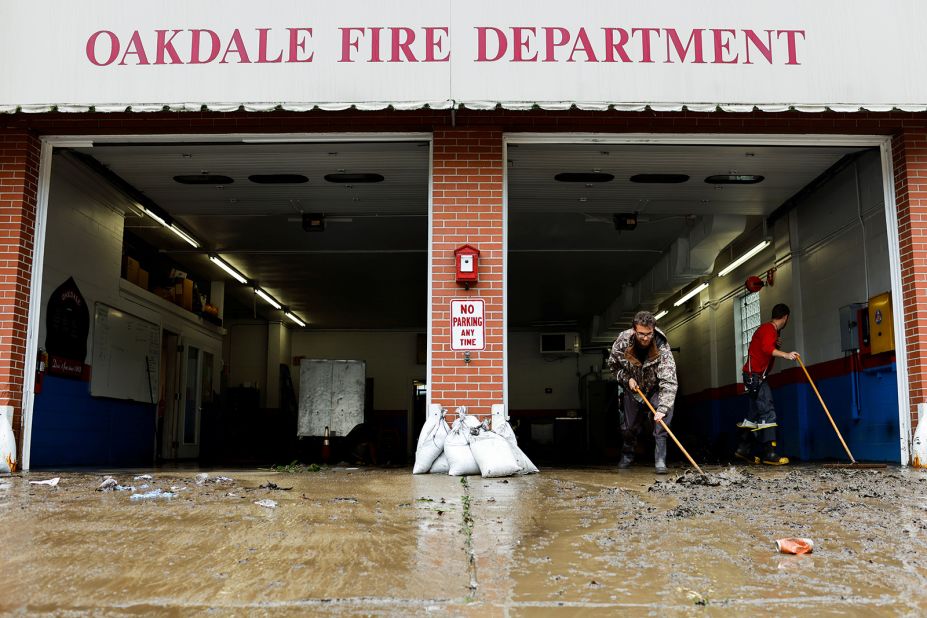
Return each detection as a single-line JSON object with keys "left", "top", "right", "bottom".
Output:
{"left": 711, "top": 29, "right": 738, "bottom": 64}
{"left": 743, "top": 29, "right": 773, "bottom": 64}
{"left": 476, "top": 27, "right": 507, "bottom": 62}
{"left": 777, "top": 29, "right": 805, "bottom": 65}
{"left": 118, "top": 31, "right": 150, "bottom": 66}
{"left": 512, "top": 27, "right": 537, "bottom": 62}
{"left": 424, "top": 27, "right": 449, "bottom": 62}
{"left": 155, "top": 29, "right": 183, "bottom": 65}
{"left": 567, "top": 27, "right": 597, "bottom": 62}
{"left": 390, "top": 27, "right": 416, "bottom": 62}
{"left": 370, "top": 27, "right": 383, "bottom": 62}
{"left": 603, "top": 28, "right": 631, "bottom": 63}
{"left": 257, "top": 28, "right": 283, "bottom": 63}
{"left": 339, "top": 27, "right": 363, "bottom": 62}
{"left": 220, "top": 29, "right": 252, "bottom": 64}
{"left": 86, "top": 30, "right": 119, "bottom": 66}
{"left": 544, "top": 27, "right": 569, "bottom": 62}
{"left": 287, "top": 27, "right": 314, "bottom": 63}
{"left": 665, "top": 28, "right": 704, "bottom": 64}
{"left": 632, "top": 27, "right": 661, "bottom": 63}
{"left": 190, "top": 29, "right": 220, "bottom": 64}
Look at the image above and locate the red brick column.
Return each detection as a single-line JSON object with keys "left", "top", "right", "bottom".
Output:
{"left": 0, "top": 131, "right": 40, "bottom": 456}
{"left": 893, "top": 130, "right": 927, "bottom": 432}
{"left": 430, "top": 130, "right": 504, "bottom": 418}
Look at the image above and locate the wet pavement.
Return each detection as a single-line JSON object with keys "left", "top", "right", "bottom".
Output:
{"left": 1, "top": 465, "right": 926, "bottom": 616}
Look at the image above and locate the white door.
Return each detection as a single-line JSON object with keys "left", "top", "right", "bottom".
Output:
{"left": 175, "top": 345, "right": 215, "bottom": 459}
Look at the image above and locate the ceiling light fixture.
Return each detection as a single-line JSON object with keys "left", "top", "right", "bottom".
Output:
{"left": 673, "top": 281, "right": 710, "bottom": 307}
{"left": 654, "top": 310, "right": 668, "bottom": 321}
{"left": 168, "top": 223, "right": 200, "bottom": 248}
{"left": 285, "top": 311, "right": 307, "bottom": 327}
{"left": 718, "top": 240, "right": 771, "bottom": 277}
{"left": 143, "top": 207, "right": 167, "bottom": 227}
{"left": 208, "top": 255, "right": 248, "bottom": 284}
{"left": 255, "top": 288, "right": 282, "bottom": 310}
{"left": 704, "top": 174, "right": 764, "bottom": 184}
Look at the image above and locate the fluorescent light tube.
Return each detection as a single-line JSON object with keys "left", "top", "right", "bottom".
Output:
{"left": 654, "top": 310, "right": 668, "bottom": 321}
{"left": 674, "top": 282, "right": 709, "bottom": 307}
{"left": 285, "top": 312, "right": 306, "bottom": 327}
{"left": 209, "top": 255, "right": 247, "bottom": 284}
{"left": 143, "top": 208, "right": 167, "bottom": 227}
{"left": 169, "top": 224, "right": 200, "bottom": 248}
{"left": 255, "top": 288, "right": 281, "bottom": 309}
{"left": 718, "top": 240, "right": 771, "bottom": 277}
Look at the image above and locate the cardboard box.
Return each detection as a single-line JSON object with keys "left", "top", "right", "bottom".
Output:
{"left": 181, "top": 278, "right": 194, "bottom": 311}
{"left": 124, "top": 256, "right": 140, "bottom": 284}
{"left": 137, "top": 269, "right": 149, "bottom": 290}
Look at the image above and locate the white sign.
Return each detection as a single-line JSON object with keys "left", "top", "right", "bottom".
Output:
{"left": 451, "top": 299, "right": 485, "bottom": 351}
{"left": 2, "top": 1, "right": 927, "bottom": 111}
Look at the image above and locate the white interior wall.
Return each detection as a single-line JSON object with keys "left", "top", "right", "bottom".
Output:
{"left": 666, "top": 149, "right": 888, "bottom": 395}
{"left": 225, "top": 321, "right": 268, "bottom": 401}
{"left": 43, "top": 154, "right": 224, "bottom": 368}
{"left": 507, "top": 331, "right": 603, "bottom": 409}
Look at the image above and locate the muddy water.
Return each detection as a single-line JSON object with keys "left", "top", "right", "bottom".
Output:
{"left": 1, "top": 466, "right": 925, "bottom": 616}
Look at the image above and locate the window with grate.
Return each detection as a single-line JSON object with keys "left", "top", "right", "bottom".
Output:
{"left": 739, "top": 292, "right": 762, "bottom": 366}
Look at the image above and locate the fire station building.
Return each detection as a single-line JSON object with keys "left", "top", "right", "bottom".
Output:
{"left": 2, "top": 1, "right": 925, "bottom": 469}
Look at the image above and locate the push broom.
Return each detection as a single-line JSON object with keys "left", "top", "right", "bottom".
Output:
{"left": 634, "top": 387, "right": 706, "bottom": 475}
{"left": 795, "top": 354, "right": 886, "bottom": 469}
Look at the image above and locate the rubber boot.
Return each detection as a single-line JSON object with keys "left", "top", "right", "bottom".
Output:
{"left": 654, "top": 437, "right": 667, "bottom": 474}
{"left": 762, "top": 440, "right": 789, "bottom": 465}
{"left": 618, "top": 453, "right": 634, "bottom": 469}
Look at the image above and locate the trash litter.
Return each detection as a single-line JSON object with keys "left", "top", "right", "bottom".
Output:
{"left": 0, "top": 406, "right": 17, "bottom": 474}
{"left": 254, "top": 499, "right": 277, "bottom": 508}
{"left": 776, "top": 538, "right": 814, "bottom": 554}
{"left": 413, "top": 405, "right": 450, "bottom": 474}
{"left": 129, "top": 489, "right": 175, "bottom": 500}
{"left": 259, "top": 482, "right": 292, "bottom": 490}
{"left": 115, "top": 485, "right": 135, "bottom": 492}
{"left": 30, "top": 477, "right": 60, "bottom": 487}
{"left": 212, "top": 476, "right": 234, "bottom": 483}
{"left": 97, "top": 477, "right": 117, "bottom": 491}
{"left": 133, "top": 474, "right": 153, "bottom": 481}
{"left": 195, "top": 473, "right": 209, "bottom": 485}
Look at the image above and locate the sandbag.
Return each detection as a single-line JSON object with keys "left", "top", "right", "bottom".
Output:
{"left": 429, "top": 452, "right": 449, "bottom": 474}
{"left": 496, "top": 420, "right": 539, "bottom": 474}
{"left": 468, "top": 428, "right": 521, "bottom": 478}
{"left": 0, "top": 406, "right": 17, "bottom": 473}
{"left": 413, "top": 414, "right": 450, "bottom": 474}
{"left": 445, "top": 418, "right": 480, "bottom": 476}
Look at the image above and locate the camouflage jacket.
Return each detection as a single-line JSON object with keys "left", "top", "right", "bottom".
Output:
{"left": 607, "top": 327, "right": 678, "bottom": 415}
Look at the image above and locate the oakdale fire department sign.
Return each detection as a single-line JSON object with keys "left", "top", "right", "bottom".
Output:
{"left": 2, "top": 1, "right": 927, "bottom": 111}
{"left": 451, "top": 299, "right": 485, "bottom": 351}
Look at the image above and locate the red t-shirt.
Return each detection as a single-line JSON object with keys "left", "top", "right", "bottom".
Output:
{"left": 743, "top": 322, "right": 778, "bottom": 375}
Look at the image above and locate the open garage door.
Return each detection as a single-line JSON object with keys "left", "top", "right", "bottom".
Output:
{"left": 505, "top": 139, "right": 903, "bottom": 466}
{"left": 29, "top": 137, "right": 429, "bottom": 468}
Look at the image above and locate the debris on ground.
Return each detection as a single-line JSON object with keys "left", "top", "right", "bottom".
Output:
{"left": 254, "top": 499, "right": 277, "bottom": 508}
{"left": 776, "top": 537, "right": 814, "bottom": 554}
{"left": 259, "top": 482, "right": 292, "bottom": 491}
{"left": 133, "top": 474, "right": 152, "bottom": 481}
{"left": 129, "top": 489, "right": 175, "bottom": 500}
{"left": 29, "top": 477, "right": 60, "bottom": 487}
{"left": 97, "top": 477, "right": 117, "bottom": 491}
{"left": 649, "top": 467, "right": 751, "bottom": 492}
{"left": 195, "top": 473, "right": 209, "bottom": 485}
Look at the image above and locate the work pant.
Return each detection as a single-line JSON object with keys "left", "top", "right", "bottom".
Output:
{"left": 740, "top": 377, "right": 777, "bottom": 449}
{"left": 621, "top": 390, "right": 673, "bottom": 455}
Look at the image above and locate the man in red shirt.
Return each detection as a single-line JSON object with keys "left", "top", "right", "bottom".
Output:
{"left": 736, "top": 303, "right": 799, "bottom": 465}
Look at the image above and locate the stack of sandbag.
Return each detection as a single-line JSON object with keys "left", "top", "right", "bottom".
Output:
{"left": 0, "top": 406, "right": 17, "bottom": 473}
{"left": 413, "top": 405, "right": 539, "bottom": 478}
{"left": 413, "top": 406, "right": 451, "bottom": 474}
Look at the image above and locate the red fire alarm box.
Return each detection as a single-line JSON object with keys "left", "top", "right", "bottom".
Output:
{"left": 454, "top": 244, "right": 480, "bottom": 289}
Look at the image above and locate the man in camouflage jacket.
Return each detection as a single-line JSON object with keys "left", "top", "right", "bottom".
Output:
{"left": 607, "top": 310, "right": 678, "bottom": 473}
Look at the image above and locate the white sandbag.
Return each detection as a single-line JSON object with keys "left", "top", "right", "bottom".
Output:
{"left": 413, "top": 414, "right": 450, "bottom": 474}
{"left": 445, "top": 420, "right": 480, "bottom": 476}
{"left": 496, "top": 420, "right": 539, "bottom": 474}
{"left": 0, "top": 406, "right": 17, "bottom": 474}
{"left": 429, "top": 452, "right": 449, "bottom": 474}
{"left": 469, "top": 428, "right": 522, "bottom": 478}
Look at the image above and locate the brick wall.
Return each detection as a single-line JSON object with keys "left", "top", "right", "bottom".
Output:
{"left": 430, "top": 130, "right": 504, "bottom": 418}
{"left": 0, "top": 131, "right": 40, "bottom": 454}
{"left": 892, "top": 130, "right": 927, "bottom": 431}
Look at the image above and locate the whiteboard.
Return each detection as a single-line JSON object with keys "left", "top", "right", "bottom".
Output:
{"left": 90, "top": 303, "right": 160, "bottom": 403}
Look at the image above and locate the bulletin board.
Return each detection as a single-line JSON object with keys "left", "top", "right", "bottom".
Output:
{"left": 90, "top": 303, "right": 161, "bottom": 403}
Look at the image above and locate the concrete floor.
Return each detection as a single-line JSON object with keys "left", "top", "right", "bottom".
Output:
{"left": 1, "top": 465, "right": 926, "bottom": 616}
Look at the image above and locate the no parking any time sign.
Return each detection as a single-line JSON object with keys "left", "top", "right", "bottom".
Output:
{"left": 451, "top": 299, "right": 485, "bottom": 351}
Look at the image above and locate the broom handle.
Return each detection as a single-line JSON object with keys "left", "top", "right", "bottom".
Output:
{"left": 634, "top": 387, "right": 705, "bottom": 475}
{"left": 796, "top": 355, "right": 856, "bottom": 464}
